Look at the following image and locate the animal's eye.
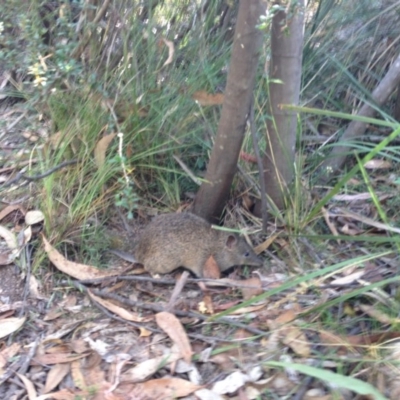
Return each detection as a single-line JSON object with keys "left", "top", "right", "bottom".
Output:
{"left": 244, "top": 252, "right": 250, "bottom": 257}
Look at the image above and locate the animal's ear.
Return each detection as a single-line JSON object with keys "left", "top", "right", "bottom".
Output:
{"left": 226, "top": 235, "right": 237, "bottom": 249}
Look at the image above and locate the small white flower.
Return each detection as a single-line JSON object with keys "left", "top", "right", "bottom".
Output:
{"left": 33, "top": 75, "right": 47, "bottom": 87}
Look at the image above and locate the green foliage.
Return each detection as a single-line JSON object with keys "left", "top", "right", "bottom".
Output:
{"left": 3, "top": 2, "right": 400, "bottom": 395}
{"left": 0, "top": 0, "right": 238, "bottom": 265}
{"left": 114, "top": 177, "right": 139, "bottom": 220}
{"left": 266, "top": 361, "right": 389, "bottom": 400}
{"left": 2, "top": 0, "right": 398, "bottom": 267}
{"left": 209, "top": 251, "right": 393, "bottom": 320}
{"left": 1, "top": 1, "right": 83, "bottom": 100}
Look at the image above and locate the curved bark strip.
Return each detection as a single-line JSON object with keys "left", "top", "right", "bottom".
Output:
{"left": 193, "top": 0, "right": 267, "bottom": 222}
{"left": 319, "top": 52, "right": 400, "bottom": 182}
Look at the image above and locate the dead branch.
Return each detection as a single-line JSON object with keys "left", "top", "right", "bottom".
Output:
{"left": 2, "top": 159, "right": 78, "bottom": 188}
{"left": 319, "top": 52, "right": 400, "bottom": 182}
{"left": 76, "top": 274, "right": 263, "bottom": 289}
{"left": 71, "top": 281, "right": 268, "bottom": 337}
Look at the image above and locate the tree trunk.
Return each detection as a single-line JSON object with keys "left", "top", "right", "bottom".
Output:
{"left": 256, "top": 0, "right": 305, "bottom": 213}
{"left": 193, "top": 0, "right": 267, "bottom": 223}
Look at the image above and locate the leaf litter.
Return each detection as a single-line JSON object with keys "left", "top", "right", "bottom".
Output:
{"left": 0, "top": 178, "right": 398, "bottom": 399}
{"left": 2, "top": 85, "right": 400, "bottom": 400}
{"left": 2, "top": 202, "right": 399, "bottom": 399}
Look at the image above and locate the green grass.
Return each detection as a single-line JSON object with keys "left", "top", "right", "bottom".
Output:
{"left": 7, "top": 0, "right": 398, "bottom": 285}
{"left": 4, "top": 1, "right": 400, "bottom": 396}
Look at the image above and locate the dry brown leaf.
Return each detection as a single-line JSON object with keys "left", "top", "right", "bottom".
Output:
{"left": 192, "top": 90, "right": 224, "bottom": 106}
{"left": 29, "top": 275, "right": 44, "bottom": 299}
{"left": 340, "top": 224, "right": 362, "bottom": 236}
{"left": 167, "top": 270, "right": 190, "bottom": 310}
{"left": 240, "top": 276, "right": 263, "bottom": 300}
{"left": 17, "top": 373, "right": 37, "bottom": 400}
{"left": 0, "top": 205, "right": 22, "bottom": 221}
{"left": 43, "top": 363, "right": 71, "bottom": 393}
{"left": 241, "top": 193, "right": 254, "bottom": 211}
{"left": 84, "top": 361, "right": 106, "bottom": 389}
{"left": 304, "top": 388, "right": 333, "bottom": 399}
{"left": 0, "top": 343, "right": 21, "bottom": 363}
{"left": 320, "top": 334, "right": 364, "bottom": 357}
{"left": 364, "top": 159, "right": 392, "bottom": 169}
{"left": 129, "top": 377, "right": 202, "bottom": 399}
{"left": 42, "top": 235, "right": 119, "bottom": 280}
{"left": 213, "top": 299, "right": 240, "bottom": 311}
{"left": 139, "top": 327, "right": 152, "bottom": 337}
{"left": 227, "top": 302, "right": 267, "bottom": 315}
{"left": 346, "top": 332, "right": 400, "bottom": 347}
{"left": 270, "top": 372, "right": 297, "bottom": 394}
{"left": 70, "top": 339, "right": 90, "bottom": 354}
{"left": 44, "top": 306, "right": 65, "bottom": 321}
{"left": 94, "top": 133, "right": 116, "bottom": 168}
{"left": 212, "top": 368, "right": 263, "bottom": 395}
{"left": 71, "top": 359, "right": 86, "bottom": 390}
{"left": 332, "top": 192, "right": 378, "bottom": 201}
{"left": 209, "top": 353, "right": 236, "bottom": 371}
{"left": 330, "top": 271, "right": 365, "bottom": 285}
{"left": 254, "top": 232, "right": 280, "bottom": 255}
{"left": 281, "top": 326, "right": 310, "bottom": 357}
{"left": 234, "top": 329, "right": 254, "bottom": 341}
{"left": 155, "top": 312, "right": 193, "bottom": 363}
{"left": 32, "top": 352, "right": 89, "bottom": 365}
{"left": 318, "top": 330, "right": 350, "bottom": 350}
{"left": 122, "top": 347, "right": 181, "bottom": 382}
{"left": 203, "top": 255, "right": 220, "bottom": 279}
{"left": 25, "top": 210, "right": 45, "bottom": 225}
{"left": 0, "top": 317, "right": 26, "bottom": 339}
{"left": 161, "top": 38, "right": 175, "bottom": 67}
{"left": 275, "top": 309, "right": 297, "bottom": 325}
{"left": 0, "top": 251, "right": 14, "bottom": 265}
{"left": 23, "top": 226, "right": 32, "bottom": 245}
{"left": 334, "top": 208, "right": 400, "bottom": 235}
{"left": 0, "top": 354, "right": 7, "bottom": 376}
{"left": 65, "top": 294, "right": 78, "bottom": 307}
{"left": 359, "top": 304, "right": 397, "bottom": 324}
{"left": 200, "top": 294, "right": 214, "bottom": 314}
{"left": 0, "top": 225, "right": 17, "bottom": 251}
{"left": 88, "top": 290, "right": 143, "bottom": 322}
{"left": 0, "top": 343, "right": 21, "bottom": 374}
{"left": 322, "top": 206, "right": 339, "bottom": 239}
{"left": 0, "top": 302, "right": 22, "bottom": 314}
{"left": 36, "top": 389, "right": 78, "bottom": 400}
{"left": 261, "top": 330, "right": 281, "bottom": 353}
{"left": 46, "top": 344, "right": 71, "bottom": 354}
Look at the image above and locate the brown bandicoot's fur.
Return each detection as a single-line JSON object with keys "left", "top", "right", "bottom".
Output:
{"left": 134, "top": 213, "right": 262, "bottom": 277}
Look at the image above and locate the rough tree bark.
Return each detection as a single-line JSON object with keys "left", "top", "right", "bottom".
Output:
{"left": 192, "top": 0, "right": 267, "bottom": 223}
{"left": 319, "top": 53, "right": 400, "bottom": 182}
{"left": 255, "top": 0, "right": 305, "bottom": 213}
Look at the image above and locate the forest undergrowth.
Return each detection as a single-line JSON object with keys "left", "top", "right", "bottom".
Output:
{"left": 1, "top": 1, "right": 400, "bottom": 399}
